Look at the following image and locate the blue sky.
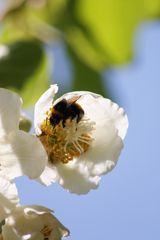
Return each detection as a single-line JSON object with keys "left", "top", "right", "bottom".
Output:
{"left": 16, "top": 21, "right": 160, "bottom": 240}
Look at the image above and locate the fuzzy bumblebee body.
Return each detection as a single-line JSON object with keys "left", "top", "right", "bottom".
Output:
{"left": 49, "top": 97, "right": 84, "bottom": 128}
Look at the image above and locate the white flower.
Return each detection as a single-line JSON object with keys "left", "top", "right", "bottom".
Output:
{"left": 0, "top": 175, "right": 19, "bottom": 222}
{"left": 2, "top": 205, "right": 70, "bottom": 240}
{"left": 0, "top": 88, "right": 47, "bottom": 180}
{"left": 34, "top": 85, "right": 128, "bottom": 194}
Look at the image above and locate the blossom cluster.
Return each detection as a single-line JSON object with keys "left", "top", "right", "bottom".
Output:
{"left": 0, "top": 85, "right": 128, "bottom": 239}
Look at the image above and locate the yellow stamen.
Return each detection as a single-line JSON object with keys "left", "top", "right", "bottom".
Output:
{"left": 38, "top": 108, "right": 93, "bottom": 164}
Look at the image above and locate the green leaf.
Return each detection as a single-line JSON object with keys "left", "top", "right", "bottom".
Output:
{"left": 61, "top": 0, "right": 160, "bottom": 69}
{"left": 0, "top": 40, "right": 49, "bottom": 107}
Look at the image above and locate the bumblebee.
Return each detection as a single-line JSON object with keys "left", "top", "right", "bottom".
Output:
{"left": 49, "top": 97, "right": 84, "bottom": 127}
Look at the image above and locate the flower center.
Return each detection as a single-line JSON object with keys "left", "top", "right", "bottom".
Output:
{"left": 40, "top": 225, "right": 52, "bottom": 239}
{"left": 38, "top": 106, "right": 95, "bottom": 164}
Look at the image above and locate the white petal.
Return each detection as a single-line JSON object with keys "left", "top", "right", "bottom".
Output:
{"left": 56, "top": 163, "right": 100, "bottom": 194}
{"left": 93, "top": 97, "right": 128, "bottom": 140}
{"left": 0, "top": 130, "right": 47, "bottom": 180}
{"left": 41, "top": 212, "right": 70, "bottom": 240}
{"left": 5, "top": 206, "right": 47, "bottom": 236}
{"left": 4, "top": 205, "right": 69, "bottom": 240}
{"left": 38, "top": 162, "right": 100, "bottom": 194}
{"left": 38, "top": 164, "right": 58, "bottom": 186}
{"left": 28, "top": 232, "right": 43, "bottom": 240}
{"left": 24, "top": 205, "right": 53, "bottom": 216}
{"left": 0, "top": 88, "right": 22, "bottom": 137}
{"left": 49, "top": 219, "right": 70, "bottom": 240}
{"left": 34, "top": 85, "right": 58, "bottom": 135}
{"left": 81, "top": 119, "right": 123, "bottom": 176}
{"left": 0, "top": 175, "right": 19, "bottom": 221}
{"left": 2, "top": 225, "right": 21, "bottom": 240}
{"left": 76, "top": 93, "right": 128, "bottom": 139}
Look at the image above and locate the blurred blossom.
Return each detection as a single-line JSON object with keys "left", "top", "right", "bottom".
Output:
{"left": 2, "top": 205, "right": 70, "bottom": 240}
{"left": 0, "top": 175, "right": 19, "bottom": 222}
{"left": 34, "top": 85, "right": 128, "bottom": 194}
{"left": 0, "top": 88, "right": 47, "bottom": 180}
{"left": 0, "top": 45, "right": 9, "bottom": 59}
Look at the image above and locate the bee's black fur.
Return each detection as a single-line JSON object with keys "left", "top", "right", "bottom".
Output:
{"left": 49, "top": 98, "right": 84, "bottom": 127}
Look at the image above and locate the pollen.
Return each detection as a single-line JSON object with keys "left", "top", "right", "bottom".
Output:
{"left": 38, "top": 108, "right": 95, "bottom": 164}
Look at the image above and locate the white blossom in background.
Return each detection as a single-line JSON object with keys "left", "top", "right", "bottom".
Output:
{"left": 0, "top": 45, "right": 9, "bottom": 59}
{"left": 0, "top": 88, "right": 47, "bottom": 180}
{"left": 0, "top": 175, "right": 19, "bottom": 222}
{"left": 34, "top": 85, "right": 128, "bottom": 194}
{"left": 2, "top": 205, "right": 70, "bottom": 240}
